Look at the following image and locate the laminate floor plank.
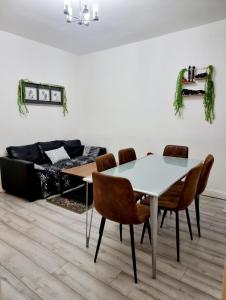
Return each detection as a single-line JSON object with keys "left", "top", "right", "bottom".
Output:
{"left": 0, "top": 239, "right": 84, "bottom": 300}
{"left": 0, "top": 192, "right": 225, "bottom": 300}
{"left": 0, "top": 266, "right": 42, "bottom": 300}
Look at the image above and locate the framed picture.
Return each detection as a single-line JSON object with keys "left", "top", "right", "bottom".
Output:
{"left": 38, "top": 87, "right": 50, "bottom": 102}
{"left": 51, "top": 88, "right": 63, "bottom": 104}
{"left": 22, "top": 82, "right": 64, "bottom": 107}
{"left": 24, "top": 83, "right": 38, "bottom": 101}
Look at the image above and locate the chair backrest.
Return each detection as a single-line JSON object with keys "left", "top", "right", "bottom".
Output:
{"left": 177, "top": 164, "right": 202, "bottom": 210}
{"left": 196, "top": 154, "right": 214, "bottom": 195}
{"left": 92, "top": 172, "right": 140, "bottom": 224}
{"left": 163, "top": 145, "right": 189, "bottom": 158}
{"left": 118, "top": 148, "right": 137, "bottom": 165}
{"left": 95, "top": 153, "right": 116, "bottom": 172}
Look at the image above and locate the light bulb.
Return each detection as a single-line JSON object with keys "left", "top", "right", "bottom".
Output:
{"left": 83, "top": 4, "right": 90, "bottom": 21}
{"left": 64, "top": 0, "right": 71, "bottom": 15}
{"left": 66, "top": 6, "right": 73, "bottom": 22}
{"left": 92, "top": 4, "right": 99, "bottom": 21}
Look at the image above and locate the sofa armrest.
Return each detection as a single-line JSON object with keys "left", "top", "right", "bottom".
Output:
{"left": 0, "top": 157, "right": 37, "bottom": 200}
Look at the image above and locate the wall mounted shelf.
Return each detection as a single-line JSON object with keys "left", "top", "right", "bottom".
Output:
{"left": 174, "top": 65, "right": 215, "bottom": 123}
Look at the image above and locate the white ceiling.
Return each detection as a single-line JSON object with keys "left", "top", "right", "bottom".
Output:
{"left": 0, "top": 0, "right": 226, "bottom": 55}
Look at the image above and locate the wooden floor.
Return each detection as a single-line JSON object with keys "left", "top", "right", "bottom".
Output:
{"left": 0, "top": 193, "right": 225, "bottom": 300}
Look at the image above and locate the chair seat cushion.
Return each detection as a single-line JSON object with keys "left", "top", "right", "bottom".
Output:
{"left": 158, "top": 195, "right": 180, "bottom": 209}
{"left": 136, "top": 204, "right": 150, "bottom": 224}
{"left": 140, "top": 181, "right": 184, "bottom": 209}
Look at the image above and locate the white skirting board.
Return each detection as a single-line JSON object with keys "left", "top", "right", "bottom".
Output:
{"left": 204, "top": 189, "right": 226, "bottom": 201}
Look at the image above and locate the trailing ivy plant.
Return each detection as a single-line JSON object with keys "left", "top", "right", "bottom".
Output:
{"left": 204, "top": 65, "right": 215, "bottom": 124}
{"left": 17, "top": 79, "right": 68, "bottom": 116}
{"left": 173, "top": 68, "right": 187, "bottom": 117}
{"left": 18, "top": 79, "right": 29, "bottom": 114}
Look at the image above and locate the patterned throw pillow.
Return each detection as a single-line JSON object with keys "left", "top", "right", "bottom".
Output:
{"left": 83, "top": 146, "right": 100, "bottom": 158}
{"left": 45, "top": 147, "right": 70, "bottom": 164}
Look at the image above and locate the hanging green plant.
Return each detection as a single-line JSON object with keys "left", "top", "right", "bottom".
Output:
{"left": 204, "top": 65, "right": 215, "bottom": 124}
{"left": 17, "top": 79, "right": 68, "bottom": 116}
{"left": 62, "top": 88, "right": 68, "bottom": 116}
{"left": 18, "top": 79, "right": 29, "bottom": 114}
{"left": 173, "top": 68, "right": 187, "bottom": 117}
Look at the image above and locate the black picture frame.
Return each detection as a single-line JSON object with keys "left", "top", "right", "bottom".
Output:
{"left": 24, "top": 82, "right": 63, "bottom": 106}
{"left": 24, "top": 82, "right": 38, "bottom": 102}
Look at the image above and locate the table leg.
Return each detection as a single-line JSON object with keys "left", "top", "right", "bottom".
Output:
{"left": 86, "top": 182, "right": 89, "bottom": 248}
{"left": 86, "top": 182, "right": 94, "bottom": 248}
{"left": 151, "top": 196, "right": 158, "bottom": 279}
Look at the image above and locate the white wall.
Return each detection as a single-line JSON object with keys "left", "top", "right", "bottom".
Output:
{"left": 0, "top": 30, "right": 82, "bottom": 156}
{"left": 1, "top": 20, "right": 226, "bottom": 197}
{"left": 78, "top": 20, "right": 226, "bottom": 197}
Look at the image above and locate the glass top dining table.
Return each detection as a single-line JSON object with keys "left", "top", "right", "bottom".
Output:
{"left": 83, "top": 154, "right": 201, "bottom": 279}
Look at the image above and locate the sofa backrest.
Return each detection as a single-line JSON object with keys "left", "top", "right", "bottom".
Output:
{"left": 6, "top": 143, "right": 42, "bottom": 164}
{"left": 6, "top": 139, "right": 82, "bottom": 164}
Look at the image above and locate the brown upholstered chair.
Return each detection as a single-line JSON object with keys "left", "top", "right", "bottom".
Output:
{"left": 96, "top": 153, "right": 124, "bottom": 240}
{"left": 118, "top": 148, "right": 146, "bottom": 202}
{"left": 96, "top": 153, "right": 117, "bottom": 173}
{"left": 147, "top": 145, "right": 188, "bottom": 158}
{"left": 141, "top": 164, "right": 202, "bottom": 261}
{"left": 163, "top": 145, "right": 189, "bottom": 158}
{"left": 160, "top": 154, "right": 214, "bottom": 237}
{"left": 92, "top": 172, "right": 151, "bottom": 283}
{"left": 147, "top": 145, "right": 189, "bottom": 219}
{"left": 118, "top": 147, "right": 137, "bottom": 165}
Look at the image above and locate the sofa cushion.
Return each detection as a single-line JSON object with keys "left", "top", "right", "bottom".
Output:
{"left": 63, "top": 139, "right": 82, "bottom": 148}
{"left": 6, "top": 143, "right": 42, "bottom": 163}
{"left": 65, "top": 145, "right": 84, "bottom": 158}
{"left": 83, "top": 146, "right": 100, "bottom": 158}
{"left": 45, "top": 147, "right": 70, "bottom": 164}
{"left": 62, "top": 139, "right": 83, "bottom": 159}
{"left": 38, "top": 140, "right": 63, "bottom": 163}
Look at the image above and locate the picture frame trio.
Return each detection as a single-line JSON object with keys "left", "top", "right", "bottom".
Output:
{"left": 24, "top": 82, "right": 63, "bottom": 106}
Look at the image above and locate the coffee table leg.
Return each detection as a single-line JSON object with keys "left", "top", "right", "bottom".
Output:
{"left": 151, "top": 196, "right": 158, "bottom": 279}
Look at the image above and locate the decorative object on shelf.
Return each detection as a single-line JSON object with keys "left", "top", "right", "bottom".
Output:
{"left": 191, "top": 66, "right": 195, "bottom": 82}
{"left": 182, "top": 89, "right": 205, "bottom": 96}
{"left": 174, "top": 65, "right": 215, "bottom": 123}
{"left": 64, "top": 0, "right": 99, "bottom": 26}
{"left": 17, "top": 79, "right": 68, "bottom": 116}
{"left": 195, "top": 72, "right": 208, "bottom": 80}
{"left": 204, "top": 65, "right": 215, "bottom": 124}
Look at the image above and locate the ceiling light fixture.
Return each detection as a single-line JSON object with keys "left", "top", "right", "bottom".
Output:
{"left": 64, "top": 0, "right": 99, "bottom": 26}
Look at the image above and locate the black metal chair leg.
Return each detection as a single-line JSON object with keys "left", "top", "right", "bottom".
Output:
{"left": 129, "top": 225, "right": 137, "bottom": 283}
{"left": 140, "top": 222, "right": 147, "bottom": 244}
{"left": 146, "top": 220, "right": 152, "bottom": 245}
{"left": 195, "top": 195, "right": 201, "bottom": 237}
{"left": 119, "top": 224, "right": 122, "bottom": 242}
{"left": 160, "top": 209, "right": 168, "bottom": 228}
{"left": 185, "top": 208, "right": 193, "bottom": 240}
{"left": 94, "top": 217, "right": 106, "bottom": 263}
{"left": 175, "top": 211, "right": 180, "bottom": 262}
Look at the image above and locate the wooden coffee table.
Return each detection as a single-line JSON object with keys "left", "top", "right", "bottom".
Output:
{"left": 61, "top": 162, "right": 97, "bottom": 178}
{"left": 60, "top": 162, "right": 97, "bottom": 198}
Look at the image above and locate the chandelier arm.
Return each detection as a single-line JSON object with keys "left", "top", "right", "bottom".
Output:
{"left": 68, "top": 16, "right": 97, "bottom": 22}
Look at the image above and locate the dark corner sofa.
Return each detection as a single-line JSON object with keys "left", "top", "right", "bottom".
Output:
{"left": 0, "top": 139, "right": 106, "bottom": 201}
